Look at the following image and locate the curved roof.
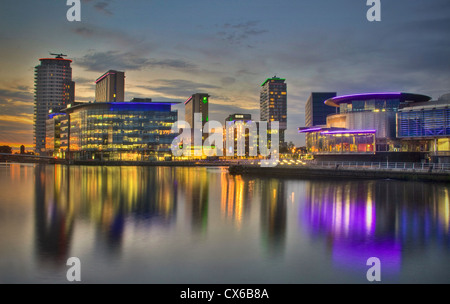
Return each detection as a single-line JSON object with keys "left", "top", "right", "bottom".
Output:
{"left": 324, "top": 92, "right": 431, "bottom": 107}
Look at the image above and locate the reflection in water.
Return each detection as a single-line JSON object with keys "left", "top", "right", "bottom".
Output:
{"left": 5, "top": 164, "right": 445, "bottom": 282}
{"left": 220, "top": 174, "right": 254, "bottom": 228}
{"left": 34, "top": 165, "right": 179, "bottom": 262}
{"left": 219, "top": 172, "right": 287, "bottom": 256}
{"left": 175, "top": 168, "right": 209, "bottom": 234}
{"left": 303, "top": 180, "right": 450, "bottom": 275}
{"left": 34, "top": 165, "right": 74, "bottom": 266}
{"left": 260, "top": 179, "right": 286, "bottom": 257}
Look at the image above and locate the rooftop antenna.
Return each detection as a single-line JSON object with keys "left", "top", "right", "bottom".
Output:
{"left": 49, "top": 52, "right": 68, "bottom": 59}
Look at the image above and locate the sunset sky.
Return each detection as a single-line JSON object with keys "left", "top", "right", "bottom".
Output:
{"left": 0, "top": 0, "right": 449, "bottom": 149}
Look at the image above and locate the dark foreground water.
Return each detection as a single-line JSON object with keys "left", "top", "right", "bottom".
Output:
{"left": 0, "top": 163, "right": 449, "bottom": 283}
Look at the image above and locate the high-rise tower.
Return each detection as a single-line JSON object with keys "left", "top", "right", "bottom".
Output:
{"left": 34, "top": 54, "right": 74, "bottom": 154}
{"left": 184, "top": 93, "right": 210, "bottom": 156}
{"left": 260, "top": 76, "right": 287, "bottom": 145}
{"left": 95, "top": 70, "right": 125, "bottom": 102}
{"left": 184, "top": 93, "right": 209, "bottom": 127}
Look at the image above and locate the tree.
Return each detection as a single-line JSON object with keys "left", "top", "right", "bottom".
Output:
{"left": 0, "top": 146, "right": 12, "bottom": 154}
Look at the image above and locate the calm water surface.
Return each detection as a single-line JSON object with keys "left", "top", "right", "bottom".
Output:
{"left": 0, "top": 163, "right": 449, "bottom": 283}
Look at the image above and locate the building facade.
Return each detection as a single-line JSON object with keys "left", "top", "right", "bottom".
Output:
{"left": 45, "top": 112, "right": 66, "bottom": 157}
{"left": 299, "top": 92, "right": 443, "bottom": 161}
{"left": 61, "top": 101, "right": 179, "bottom": 161}
{"left": 34, "top": 55, "right": 74, "bottom": 154}
{"left": 397, "top": 94, "right": 450, "bottom": 162}
{"left": 184, "top": 93, "right": 209, "bottom": 127}
{"left": 224, "top": 114, "right": 254, "bottom": 157}
{"left": 95, "top": 70, "right": 125, "bottom": 102}
{"left": 260, "top": 77, "right": 287, "bottom": 145}
{"left": 184, "top": 93, "right": 210, "bottom": 156}
{"left": 305, "top": 92, "right": 337, "bottom": 127}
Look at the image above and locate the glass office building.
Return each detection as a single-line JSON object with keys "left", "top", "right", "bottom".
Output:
{"left": 305, "top": 92, "right": 337, "bottom": 127}
{"left": 260, "top": 77, "right": 287, "bottom": 145}
{"left": 62, "top": 101, "right": 179, "bottom": 161}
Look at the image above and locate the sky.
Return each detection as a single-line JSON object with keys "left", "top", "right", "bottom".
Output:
{"left": 0, "top": 0, "right": 449, "bottom": 149}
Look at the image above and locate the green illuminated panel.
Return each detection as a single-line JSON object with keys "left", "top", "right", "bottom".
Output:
{"left": 261, "top": 77, "right": 286, "bottom": 87}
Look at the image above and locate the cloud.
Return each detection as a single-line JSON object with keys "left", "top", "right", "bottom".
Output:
{"left": 71, "top": 24, "right": 153, "bottom": 52}
{"left": 75, "top": 50, "right": 196, "bottom": 73}
{"left": 216, "top": 21, "right": 268, "bottom": 46}
{"left": 94, "top": 1, "right": 113, "bottom": 15}
{"left": 82, "top": 0, "right": 114, "bottom": 16}
{"left": 0, "top": 86, "right": 33, "bottom": 103}
{"left": 0, "top": 114, "right": 33, "bottom": 126}
{"left": 135, "top": 79, "right": 221, "bottom": 100}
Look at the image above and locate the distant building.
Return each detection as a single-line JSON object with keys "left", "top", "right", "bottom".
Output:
{"left": 34, "top": 54, "right": 74, "bottom": 154}
{"left": 185, "top": 93, "right": 209, "bottom": 127}
{"left": 260, "top": 77, "right": 287, "bottom": 146}
{"left": 224, "top": 114, "right": 254, "bottom": 157}
{"left": 45, "top": 112, "right": 66, "bottom": 157}
{"left": 20, "top": 145, "right": 25, "bottom": 154}
{"left": 95, "top": 70, "right": 125, "bottom": 102}
{"left": 305, "top": 92, "right": 337, "bottom": 127}
{"left": 184, "top": 93, "right": 210, "bottom": 156}
{"left": 61, "top": 100, "right": 179, "bottom": 161}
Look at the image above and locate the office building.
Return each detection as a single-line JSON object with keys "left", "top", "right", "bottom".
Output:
{"left": 305, "top": 92, "right": 337, "bottom": 127}
{"left": 184, "top": 93, "right": 209, "bottom": 127}
{"left": 260, "top": 77, "right": 287, "bottom": 145}
{"left": 34, "top": 54, "right": 74, "bottom": 154}
{"left": 184, "top": 93, "right": 210, "bottom": 156}
{"left": 95, "top": 70, "right": 125, "bottom": 102}
{"left": 45, "top": 112, "right": 66, "bottom": 157}
{"left": 224, "top": 114, "right": 254, "bottom": 157}
{"left": 61, "top": 100, "right": 179, "bottom": 161}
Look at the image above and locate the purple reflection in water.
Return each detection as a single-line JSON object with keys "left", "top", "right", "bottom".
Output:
{"left": 301, "top": 182, "right": 401, "bottom": 275}
{"left": 332, "top": 240, "right": 401, "bottom": 275}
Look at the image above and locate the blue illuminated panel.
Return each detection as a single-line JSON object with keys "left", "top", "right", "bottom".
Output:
{"left": 398, "top": 108, "right": 450, "bottom": 138}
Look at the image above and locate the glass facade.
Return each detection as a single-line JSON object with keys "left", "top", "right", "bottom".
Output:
{"left": 398, "top": 107, "right": 450, "bottom": 138}
{"left": 45, "top": 113, "right": 65, "bottom": 156}
{"left": 303, "top": 129, "right": 375, "bottom": 154}
{"left": 305, "top": 92, "right": 337, "bottom": 127}
{"left": 339, "top": 99, "right": 400, "bottom": 113}
{"left": 64, "top": 102, "right": 178, "bottom": 161}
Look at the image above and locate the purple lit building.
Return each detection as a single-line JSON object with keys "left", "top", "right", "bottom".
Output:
{"left": 299, "top": 92, "right": 434, "bottom": 161}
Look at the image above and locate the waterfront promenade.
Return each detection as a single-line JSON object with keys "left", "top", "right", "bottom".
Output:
{"left": 2, "top": 153, "right": 450, "bottom": 182}
{"left": 229, "top": 160, "right": 450, "bottom": 182}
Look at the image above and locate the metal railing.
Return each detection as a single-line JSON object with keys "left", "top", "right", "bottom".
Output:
{"left": 306, "top": 160, "right": 450, "bottom": 172}
{"left": 232, "top": 159, "right": 450, "bottom": 172}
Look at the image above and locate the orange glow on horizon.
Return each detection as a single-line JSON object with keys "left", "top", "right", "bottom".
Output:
{"left": 0, "top": 141, "right": 33, "bottom": 150}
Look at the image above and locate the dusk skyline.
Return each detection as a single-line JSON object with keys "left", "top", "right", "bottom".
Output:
{"left": 1, "top": 0, "right": 449, "bottom": 149}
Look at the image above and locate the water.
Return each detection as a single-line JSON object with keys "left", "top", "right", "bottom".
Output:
{"left": 0, "top": 163, "right": 449, "bottom": 283}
